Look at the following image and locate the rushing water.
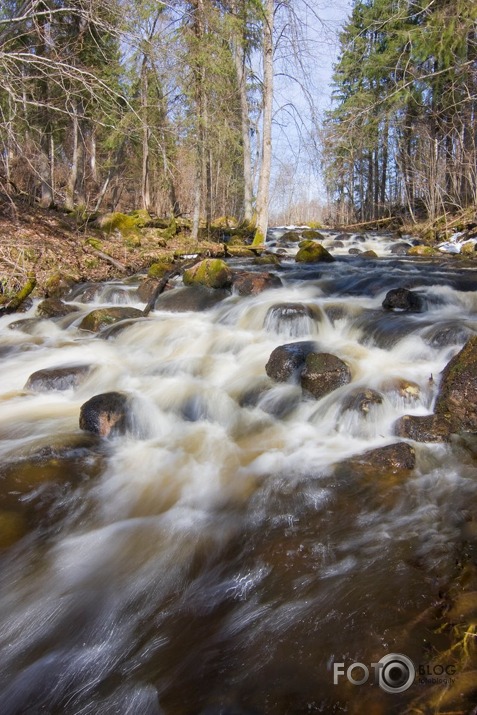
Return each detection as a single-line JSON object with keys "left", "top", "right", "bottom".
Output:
{"left": 1, "top": 230, "right": 477, "bottom": 714}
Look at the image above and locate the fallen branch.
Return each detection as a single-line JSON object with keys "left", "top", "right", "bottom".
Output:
{"left": 143, "top": 255, "right": 206, "bottom": 316}
{"left": 336, "top": 216, "right": 396, "bottom": 230}
{"left": 82, "top": 245, "right": 127, "bottom": 272}
{"left": 0, "top": 272, "right": 36, "bottom": 315}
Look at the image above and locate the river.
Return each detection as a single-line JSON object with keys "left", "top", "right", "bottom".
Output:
{"left": 0, "top": 229, "right": 476, "bottom": 714}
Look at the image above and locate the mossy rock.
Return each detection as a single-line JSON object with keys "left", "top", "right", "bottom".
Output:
{"left": 295, "top": 242, "right": 335, "bottom": 263}
{"left": 128, "top": 209, "right": 151, "bottom": 227}
{"left": 212, "top": 216, "right": 238, "bottom": 229}
{"left": 435, "top": 336, "right": 477, "bottom": 431}
{"left": 301, "top": 229, "right": 325, "bottom": 241}
{"left": 98, "top": 212, "right": 140, "bottom": 235}
{"left": 148, "top": 262, "right": 173, "bottom": 279}
{"left": 253, "top": 254, "right": 280, "bottom": 266}
{"left": 37, "top": 298, "right": 79, "bottom": 318}
{"left": 407, "top": 245, "right": 437, "bottom": 256}
{"left": 360, "top": 250, "right": 378, "bottom": 258}
{"left": 45, "top": 272, "right": 77, "bottom": 298}
{"left": 183, "top": 259, "right": 233, "bottom": 289}
{"left": 79, "top": 307, "right": 143, "bottom": 332}
{"left": 228, "top": 235, "right": 246, "bottom": 246}
{"left": 281, "top": 231, "right": 301, "bottom": 242}
{"left": 227, "top": 247, "right": 256, "bottom": 258}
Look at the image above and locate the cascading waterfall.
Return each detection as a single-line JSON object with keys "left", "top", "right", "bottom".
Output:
{"left": 1, "top": 229, "right": 477, "bottom": 714}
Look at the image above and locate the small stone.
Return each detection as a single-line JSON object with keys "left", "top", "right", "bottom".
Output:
{"left": 79, "top": 392, "right": 129, "bottom": 437}
{"left": 301, "top": 352, "right": 351, "bottom": 399}
{"left": 265, "top": 341, "right": 318, "bottom": 382}
{"left": 382, "top": 287, "right": 423, "bottom": 312}
{"left": 341, "top": 388, "right": 383, "bottom": 415}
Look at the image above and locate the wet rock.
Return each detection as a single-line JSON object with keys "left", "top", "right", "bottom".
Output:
{"left": 382, "top": 287, "right": 423, "bottom": 312}
{"left": 79, "top": 284, "right": 102, "bottom": 302}
{"left": 155, "top": 285, "right": 229, "bottom": 312}
{"left": 100, "top": 318, "right": 148, "bottom": 339}
{"left": 295, "top": 241, "right": 335, "bottom": 263}
{"left": 390, "top": 242, "right": 412, "bottom": 255}
{"left": 44, "top": 272, "right": 77, "bottom": 298}
{"left": 301, "top": 230, "right": 326, "bottom": 241}
{"left": 0, "top": 511, "right": 27, "bottom": 549}
{"left": 393, "top": 414, "right": 452, "bottom": 442}
{"left": 79, "top": 306, "right": 143, "bottom": 332}
{"left": 435, "top": 336, "right": 477, "bottom": 432}
{"left": 301, "top": 352, "right": 351, "bottom": 399}
{"left": 422, "top": 322, "right": 476, "bottom": 348}
{"left": 264, "top": 303, "right": 320, "bottom": 334}
{"left": 348, "top": 248, "right": 362, "bottom": 255}
{"left": 360, "top": 250, "right": 378, "bottom": 258}
{"left": 136, "top": 277, "right": 173, "bottom": 303}
{"left": 8, "top": 317, "right": 43, "bottom": 333}
{"left": 25, "top": 365, "right": 90, "bottom": 392}
{"left": 336, "top": 442, "right": 416, "bottom": 478}
{"left": 407, "top": 245, "right": 437, "bottom": 256}
{"left": 335, "top": 233, "right": 352, "bottom": 241}
{"left": 333, "top": 240, "right": 344, "bottom": 248}
{"left": 36, "top": 298, "right": 79, "bottom": 318}
{"left": 265, "top": 341, "right": 318, "bottom": 382}
{"left": 253, "top": 254, "right": 281, "bottom": 266}
{"left": 226, "top": 247, "right": 256, "bottom": 258}
{"left": 281, "top": 231, "right": 301, "bottom": 242}
{"left": 381, "top": 378, "right": 421, "bottom": 401}
{"left": 183, "top": 259, "right": 233, "bottom": 289}
{"left": 340, "top": 388, "right": 383, "bottom": 415}
{"left": 0, "top": 434, "right": 104, "bottom": 493}
{"left": 79, "top": 392, "right": 129, "bottom": 437}
{"left": 232, "top": 271, "right": 282, "bottom": 296}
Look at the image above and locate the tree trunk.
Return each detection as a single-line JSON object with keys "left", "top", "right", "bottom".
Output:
{"left": 253, "top": 0, "right": 274, "bottom": 246}
{"left": 232, "top": 29, "right": 253, "bottom": 223}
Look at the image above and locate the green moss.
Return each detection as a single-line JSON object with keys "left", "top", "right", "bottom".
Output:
{"left": 85, "top": 237, "right": 103, "bottom": 251}
{"left": 253, "top": 254, "right": 280, "bottom": 265}
{"left": 212, "top": 216, "right": 238, "bottom": 229}
{"left": 128, "top": 209, "right": 151, "bottom": 227}
{"left": 407, "top": 245, "right": 437, "bottom": 256}
{"left": 301, "top": 229, "right": 325, "bottom": 241}
{"left": 99, "top": 212, "right": 140, "bottom": 235}
{"left": 148, "top": 262, "right": 172, "bottom": 279}
{"left": 295, "top": 242, "right": 335, "bottom": 263}
{"left": 252, "top": 228, "right": 265, "bottom": 247}
{"left": 84, "top": 258, "right": 100, "bottom": 269}
{"left": 183, "top": 259, "right": 232, "bottom": 289}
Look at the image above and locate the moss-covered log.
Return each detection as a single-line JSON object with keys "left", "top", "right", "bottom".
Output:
{"left": 0, "top": 273, "right": 36, "bottom": 315}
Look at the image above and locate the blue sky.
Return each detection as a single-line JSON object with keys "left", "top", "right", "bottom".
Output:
{"left": 270, "top": 0, "right": 352, "bottom": 217}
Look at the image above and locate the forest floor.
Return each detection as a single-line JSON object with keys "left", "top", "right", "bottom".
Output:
{"left": 0, "top": 200, "right": 224, "bottom": 301}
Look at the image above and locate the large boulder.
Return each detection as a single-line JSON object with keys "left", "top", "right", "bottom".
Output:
{"left": 25, "top": 365, "right": 90, "bottom": 392}
{"left": 36, "top": 298, "right": 79, "bottom": 318}
{"left": 301, "top": 352, "right": 351, "bottom": 399}
{"left": 79, "top": 392, "right": 129, "bottom": 437}
{"left": 265, "top": 341, "right": 318, "bottom": 382}
{"left": 382, "top": 287, "right": 423, "bottom": 312}
{"left": 155, "top": 285, "right": 229, "bottom": 312}
{"left": 232, "top": 271, "right": 282, "bottom": 296}
{"left": 79, "top": 307, "right": 143, "bottom": 332}
{"left": 336, "top": 442, "right": 416, "bottom": 478}
{"left": 393, "top": 414, "right": 452, "bottom": 442}
{"left": 434, "top": 336, "right": 477, "bottom": 431}
{"left": 295, "top": 241, "right": 335, "bottom": 263}
{"left": 183, "top": 259, "right": 232, "bottom": 289}
{"left": 136, "top": 277, "right": 173, "bottom": 303}
{"left": 301, "top": 229, "right": 326, "bottom": 241}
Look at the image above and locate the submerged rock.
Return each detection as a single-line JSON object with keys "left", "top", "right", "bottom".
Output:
{"left": 79, "top": 391, "right": 129, "bottom": 437}
{"left": 295, "top": 241, "right": 335, "bottom": 263}
{"left": 435, "top": 336, "right": 477, "bottom": 432}
{"left": 393, "top": 414, "right": 452, "bottom": 442}
{"left": 348, "top": 248, "right": 362, "bottom": 255}
{"left": 183, "top": 259, "right": 232, "bottom": 289}
{"left": 340, "top": 388, "right": 383, "bottom": 415}
{"left": 390, "top": 242, "right": 412, "bottom": 255}
{"left": 360, "top": 250, "right": 378, "bottom": 258}
{"left": 0, "top": 511, "right": 27, "bottom": 549}
{"left": 155, "top": 285, "right": 229, "bottom": 312}
{"left": 25, "top": 365, "right": 90, "bottom": 392}
{"left": 301, "top": 352, "right": 351, "bottom": 399}
{"left": 232, "top": 271, "right": 282, "bottom": 296}
{"left": 382, "top": 287, "right": 423, "bottom": 312}
{"left": 36, "top": 298, "right": 79, "bottom": 318}
{"left": 280, "top": 230, "right": 301, "bottom": 242}
{"left": 336, "top": 442, "right": 416, "bottom": 478}
{"left": 264, "top": 302, "right": 320, "bottom": 337}
{"left": 301, "top": 229, "right": 326, "bottom": 241}
{"left": 253, "top": 254, "right": 281, "bottom": 266}
{"left": 79, "top": 307, "right": 143, "bottom": 332}
{"left": 265, "top": 341, "right": 318, "bottom": 382}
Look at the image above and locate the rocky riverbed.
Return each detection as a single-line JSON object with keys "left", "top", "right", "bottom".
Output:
{"left": 1, "top": 228, "right": 477, "bottom": 714}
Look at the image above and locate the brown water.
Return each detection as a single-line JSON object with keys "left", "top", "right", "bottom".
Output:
{"left": 1, "top": 231, "right": 477, "bottom": 714}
